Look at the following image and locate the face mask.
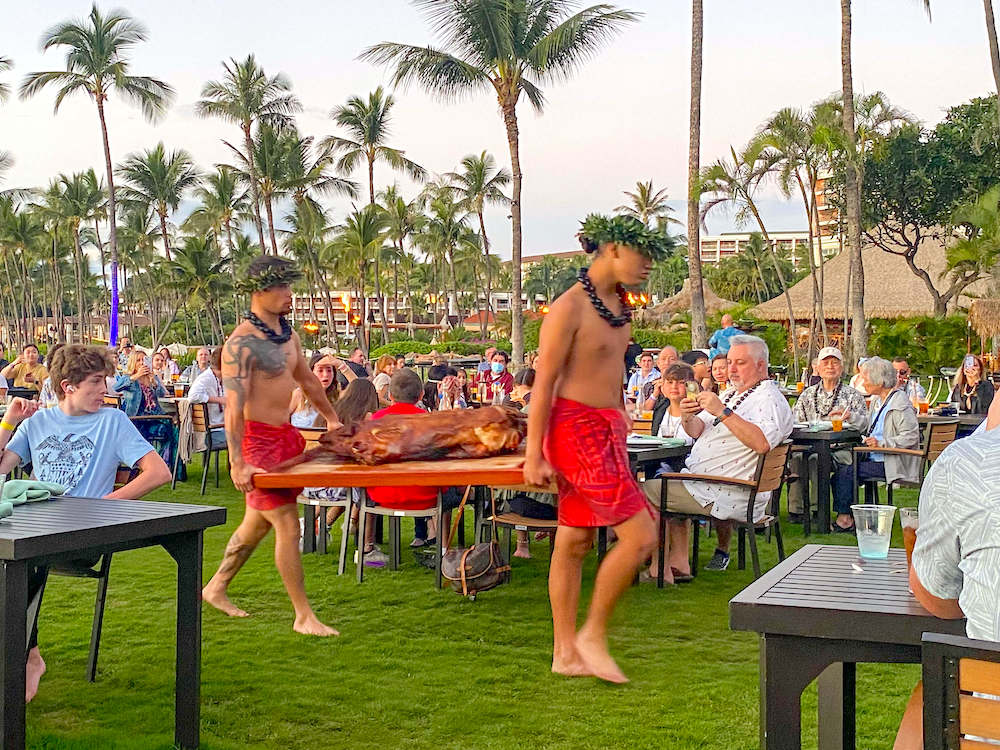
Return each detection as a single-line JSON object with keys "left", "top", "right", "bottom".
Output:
{"left": 491, "top": 362, "right": 505, "bottom": 375}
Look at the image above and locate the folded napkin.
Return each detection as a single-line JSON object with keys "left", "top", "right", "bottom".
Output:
{"left": 1, "top": 480, "right": 66, "bottom": 506}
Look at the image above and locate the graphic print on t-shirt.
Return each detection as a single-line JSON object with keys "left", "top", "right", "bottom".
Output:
{"left": 34, "top": 434, "right": 95, "bottom": 489}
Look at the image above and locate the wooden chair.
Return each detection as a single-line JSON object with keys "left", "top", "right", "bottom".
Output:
{"left": 102, "top": 394, "right": 122, "bottom": 408}
{"left": 852, "top": 419, "right": 958, "bottom": 506}
{"left": 191, "top": 402, "right": 227, "bottom": 495}
{"left": 293, "top": 427, "right": 356, "bottom": 568}
{"left": 922, "top": 632, "right": 1000, "bottom": 749}
{"left": 655, "top": 441, "right": 791, "bottom": 582}
{"left": 49, "top": 465, "right": 134, "bottom": 682}
{"left": 485, "top": 483, "right": 559, "bottom": 564}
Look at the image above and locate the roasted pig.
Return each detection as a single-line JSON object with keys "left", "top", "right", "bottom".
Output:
{"left": 313, "top": 405, "right": 526, "bottom": 465}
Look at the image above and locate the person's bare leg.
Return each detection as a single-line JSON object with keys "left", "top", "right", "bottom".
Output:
{"left": 549, "top": 525, "right": 596, "bottom": 677}
{"left": 576, "top": 510, "right": 657, "bottom": 684}
{"left": 666, "top": 520, "right": 692, "bottom": 574}
{"left": 25, "top": 647, "right": 45, "bottom": 703}
{"left": 262, "top": 504, "right": 338, "bottom": 636}
{"left": 203, "top": 508, "right": 272, "bottom": 617}
{"left": 893, "top": 682, "right": 923, "bottom": 750}
{"left": 515, "top": 529, "right": 531, "bottom": 559}
{"left": 645, "top": 507, "right": 674, "bottom": 583}
{"left": 715, "top": 520, "right": 733, "bottom": 553}
{"left": 325, "top": 505, "right": 345, "bottom": 526}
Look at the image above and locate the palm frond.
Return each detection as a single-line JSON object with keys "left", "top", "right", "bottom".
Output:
{"left": 527, "top": 5, "right": 640, "bottom": 83}
{"left": 359, "top": 43, "right": 489, "bottom": 102}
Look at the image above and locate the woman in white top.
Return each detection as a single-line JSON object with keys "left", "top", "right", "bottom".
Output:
{"left": 289, "top": 353, "right": 355, "bottom": 427}
{"left": 158, "top": 347, "right": 181, "bottom": 377}
{"left": 371, "top": 355, "right": 396, "bottom": 406}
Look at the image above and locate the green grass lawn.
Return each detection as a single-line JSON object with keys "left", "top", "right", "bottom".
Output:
{"left": 28, "top": 458, "right": 924, "bottom": 750}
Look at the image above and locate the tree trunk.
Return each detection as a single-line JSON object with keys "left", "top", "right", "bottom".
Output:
{"left": 94, "top": 218, "right": 108, "bottom": 318}
{"left": 243, "top": 122, "right": 268, "bottom": 252}
{"left": 502, "top": 100, "right": 524, "bottom": 366}
{"left": 796, "top": 173, "right": 826, "bottom": 344}
{"left": 477, "top": 209, "right": 492, "bottom": 339}
{"left": 687, "top": 0, "right": 708, "bottom": 348}
{"left": 95, "top": 98, "right": 120, "bottom": 346}
{"left": 841, "top": 0, "right": 867, "bottom": 359}
{"left": 264, "top": 193, "right": 279, "bottom": 256}
{"left": 72, "top": 226, "right": 86, "bottom": 344}
{"left": 158, "top": 211, "right": 172, "bottom": 262}
{"left": 985, "top": 0, "right": 1000, "bottom": 132}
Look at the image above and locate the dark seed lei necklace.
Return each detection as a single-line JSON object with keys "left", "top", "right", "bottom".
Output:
{"left": 812, "top": 381, "right": 843, "bottom": 419}
{"left": 577, "top": 267, "right": 632, "bottom": 327}
{"left": 245, "top": 310, "right": 293, "bottom": 345}
{"left": 723, "top": 380, "right": 763, "bottom": 412}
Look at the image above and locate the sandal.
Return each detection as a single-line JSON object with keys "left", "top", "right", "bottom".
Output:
{"left": 831, "top": 523, "right": 856, "bottom": 534}
{"left": 670, "top": 567, "right": 694, "bottom": 583}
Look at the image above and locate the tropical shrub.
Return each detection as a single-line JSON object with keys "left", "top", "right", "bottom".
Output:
{"left": 867, "top": 316, "right": 970, "bottom": 375}
{"left": 370, "top": 341, "right": 433, "bottom": 358}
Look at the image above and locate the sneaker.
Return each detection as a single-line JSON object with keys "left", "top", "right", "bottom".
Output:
{"left": 705, "top": 549, "right": 731, "bottom": 571}
{"left": 363, "top": 547, "right": 389, "bottom": 567}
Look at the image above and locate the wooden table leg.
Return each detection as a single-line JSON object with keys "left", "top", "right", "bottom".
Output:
{"left": 0, "top": 560, "right": 27, "bottom": 750}
{"left": 302, "top": 504, "right": 316, "bottom": 555}
{"left": 163, "top": 531, "right": 203, "bottom": 750}
{"left": 818, "top": 662, "right": 856, "bottom": 750}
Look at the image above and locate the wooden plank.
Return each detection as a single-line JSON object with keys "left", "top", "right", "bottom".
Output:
{"left": 960, "top": 694, "right": 1000, "bottom": 739}
{"left": 960, "top": 658, "right": 1000, "bottom": 697}
{"left": 254, "top": 453, "right": 533, "bottom": 489}
{"left": 961, "top": 739, "right": 1000, "bottom": 750}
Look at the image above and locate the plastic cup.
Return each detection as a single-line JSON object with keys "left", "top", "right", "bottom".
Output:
{"left": 900, "top": 508, "right": 919, "bottom": 570}
{"left": 796, "top": 381, "right": 805, "bottom": 393}
{"left": 174, "top": 385, "right": 184, "bottom": 398}
{"left": 850, "top": 504, "right": 896, "bottom": 559}
{"left": 918, "top": 400, "right": 928, "bottom": 414}
{"left": 831, "top": 417, "right": 843, "bottom": 432}
{"left": 641, "top": 410, "right": 653, "bottom": 420}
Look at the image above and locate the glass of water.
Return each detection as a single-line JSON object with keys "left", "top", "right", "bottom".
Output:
{"left": 850, "top": 504, "right": 896, "bottom": 559}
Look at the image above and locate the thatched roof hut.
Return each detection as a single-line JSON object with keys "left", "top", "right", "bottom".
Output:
{"left": 642, "top": 280, "right": 736, "bottom": 324}
{"left": 749, "top": 234, "right": 988, "bottom": 322}
{"left": 969, "top": 298, "right": 1000, "bottom": 339}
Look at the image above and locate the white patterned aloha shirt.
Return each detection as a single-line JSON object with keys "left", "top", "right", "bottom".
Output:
{"left": 913, "top": 427, "right": 1000, "bottom": 641}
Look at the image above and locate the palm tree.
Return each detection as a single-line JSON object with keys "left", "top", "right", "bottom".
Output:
{"left": 446, "top": 151, "right": 510, "bottom": 331}
{"left": 700, "top": 145, "right": 800, "bottom": 376}
{"left": 334, "top": 204, "right": 389, "bottom": 353}
{"left": 196, "top": 54, "right": 301, "bottom": 251}
{"left": 0, "top": 56, "right": 11, "bottom": 102}
{"left": 324, "top": 87, "right": 426, "bottom": 206}
{"left": 839, "top": 0, "right": 929, "bottom": 360}
{"left": 55, "top": 171, "right": 106, "bottom": 341}
{"left": 186, "top": 166, "right": 248, "bottom": 256}
{"left": 615, "top": 180, "right": 681, "bottom": 229}
{"left": 688, "top": 0, "right": 707, "bottom": 348}
{"left": 223, "top": 123, "right": 289, "bottom": 255}
{"left": 116, "top": 142, "right": 200, "bottom": 262}
{"left": 283, "top": 200, "right": 340, "bottom": 349}
{"left": 280, "top": 130, "right": 358, "bottom": 209}
{"left": 420, "top": 190, "right": 470, "bottom": 324}
{"left": 362, "top": 0, "right": 639, "bottom": 366}
{"left": 946, "top": 185, "right": 1000, "bottom": 294}
{"left": 20, "top": 4, "right": 174, "bottom": 346}
{"left": 167, "top": 235, "right": 231, "bottom": 345}
{"left": 379, "top": 184, "right": 425, "bottom": 329}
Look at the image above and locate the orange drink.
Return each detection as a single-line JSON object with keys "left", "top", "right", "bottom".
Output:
{"left": 174, "top": 384, "right": 184, "bottom": 398}
{"left": 796, "top": 381, "right": 804, "bottom": 393}
{"left": 918, "top": 399, "right": 929, "bottom": 414}
{"left": 831, "top": 417, "right": 843, "bottom": 432}
{"left": 171, "top": 373, "right": 179, "bottom": 383}
{"left": 900, "top": 508, "right": 919, "bottom": 571}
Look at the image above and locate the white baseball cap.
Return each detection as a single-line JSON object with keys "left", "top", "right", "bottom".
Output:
{"left": 817, "top": 346, "right": 844, "bottom": 362}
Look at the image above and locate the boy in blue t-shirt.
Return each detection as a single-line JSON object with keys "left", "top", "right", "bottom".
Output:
{"left": 0, "top": 344, "right": 171, "bottom": 703}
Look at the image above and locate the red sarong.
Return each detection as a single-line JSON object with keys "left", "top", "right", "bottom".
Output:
{"left": 543, "top": 397, "right": 649, "bottom": 528}
{"left": 242, "top": 421, "right": 306, "bottom": 511}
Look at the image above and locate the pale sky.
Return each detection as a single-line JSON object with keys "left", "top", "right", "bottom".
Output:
{"left": 1, "top": 0, "right": 997, "bottom": 260}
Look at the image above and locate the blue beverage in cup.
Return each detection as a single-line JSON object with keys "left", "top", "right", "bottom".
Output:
{"left": 850, "top": 504, "right": 896, "bottom": 559}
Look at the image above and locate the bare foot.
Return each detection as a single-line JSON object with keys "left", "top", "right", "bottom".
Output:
{"left": 25, "top": 647, "right": 45, "bottom": 703}
{"left": 551, "top": 654, "right": 593, "bottom": 678}
{"left": 641, "top": 568, "right": 674, "bottom": 585}
{"left": 202, "top": 582, "right": 250, "bottom": 618}
{"left": 575, "top": 629, "right": 629, "bottom": 684}
{"left": 514, "top": 544, "right": 531, "bottom": 559}
{"left": 293, "top": 613, "right": 339, "bottom": 637}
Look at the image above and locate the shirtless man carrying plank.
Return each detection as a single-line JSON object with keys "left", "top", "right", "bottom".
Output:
{"left": 202, "top": 256, "right": 341, "bottom": 636}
